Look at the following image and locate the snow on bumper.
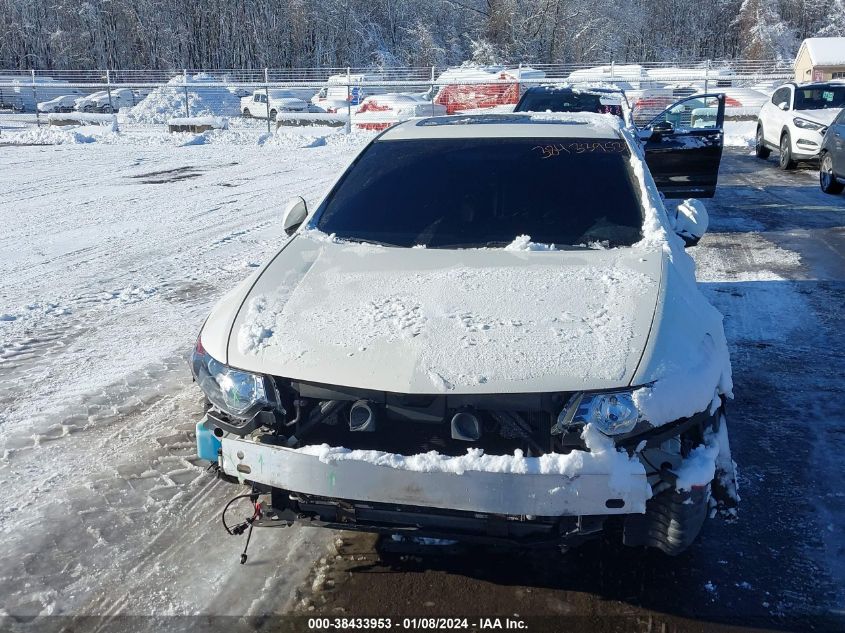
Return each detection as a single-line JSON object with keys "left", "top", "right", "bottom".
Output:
{"left": 218, "top": 429, "right": 652, "bottom": 517}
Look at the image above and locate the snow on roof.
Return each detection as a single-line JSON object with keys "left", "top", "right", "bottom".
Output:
{"left": 799, "top": 38, "right": 845, "bottom": 67}
{"left": 380, "top": 112, "right": 623, "bottom": 140}
{"left": 568, "top": 65, "right": 644, "bottom": 80}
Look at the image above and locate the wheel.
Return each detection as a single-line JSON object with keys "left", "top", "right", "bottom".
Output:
{"left": 101, "top": 104, "right": 112, "bottom": 113}
{"left": 269, "top": 109, "right": 278, "bottom": 121}
{"left": 820, "top": 152, "right": 844, "bottom": 194}
{"left": 627, "top": 484, "right": 711, "bottom": 556}
{"left": 243, "top": 108, "right": 251, "bottom": 118}
{"left": 779, "top": 132, "right": 796, "bottom": 170}
{"left": 755, "top": 125, "right": 770, "bottom": 159}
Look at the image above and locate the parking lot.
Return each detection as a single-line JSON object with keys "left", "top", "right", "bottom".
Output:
{"left": 0, "top": 135, "right": 843, "bottom": 631}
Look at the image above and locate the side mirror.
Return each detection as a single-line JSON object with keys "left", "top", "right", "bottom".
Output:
{"left": 777, "top": 101, "right": 789, "bottom": 111}
{"left": 672, "top": 199, "right": 709, "bottom": 247}
{"left": 282, "top": 196, "right": 308, "bottom": 236}
{"left": 651, "top": 120, "right": 674, "bottom": 134}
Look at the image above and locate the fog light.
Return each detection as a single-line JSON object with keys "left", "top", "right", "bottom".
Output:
{"left": 349, "top": 400, "right": 376, "bottom": 432}
{"left": 451, "top": 410, "right": 481, "bottom": 441}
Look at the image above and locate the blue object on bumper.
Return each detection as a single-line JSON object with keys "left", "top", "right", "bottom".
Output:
{"left": 196, "top": 419, "right": 221, "bottom": 461}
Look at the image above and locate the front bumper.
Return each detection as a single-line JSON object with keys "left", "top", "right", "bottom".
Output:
{"left": 213, "top": 420, "right": 651, "bottom": 518}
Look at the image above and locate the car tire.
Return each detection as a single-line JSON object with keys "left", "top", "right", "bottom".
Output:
{"left": 779, "top": 132, "right": 796, "bottom": 170}
{"left": 270, "top": 109, "right": 278, "bottom": 121}
{"left": 820, "top": 153, "right": 844, "bottom": 194}
{"left": 243, "top": 108, "right": 251, "bottom": 118}
{"left": 755, "top": 125, "right": 771, "bottom": 159}
{"left": 624, "top": 483, "right": 711, "bottom": 556}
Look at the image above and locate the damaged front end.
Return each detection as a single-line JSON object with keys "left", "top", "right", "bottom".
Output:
{"left": 191, "top": 342, "right": 737, "bottom": 553}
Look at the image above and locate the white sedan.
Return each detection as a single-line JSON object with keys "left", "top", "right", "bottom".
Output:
{"left": 190, "top": 113, "right": 737, "bottom": 555}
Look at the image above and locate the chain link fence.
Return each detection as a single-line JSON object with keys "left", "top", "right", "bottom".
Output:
{"left": 0, "top": 61, "right": 794, "bottom": 138}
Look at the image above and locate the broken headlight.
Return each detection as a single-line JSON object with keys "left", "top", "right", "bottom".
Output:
{"left": 190, "top": 337, "right": 276, "bottom": 420}
{"left": 554, "top": 391, "right": 641, "bottom": 436}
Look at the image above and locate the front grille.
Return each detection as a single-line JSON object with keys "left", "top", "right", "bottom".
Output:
{"left": 269, "top": 379, "right": 581, "bottom": 457}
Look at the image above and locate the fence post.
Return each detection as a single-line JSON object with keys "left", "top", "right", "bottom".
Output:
{"left": 610, "top": 60, "right": 615, "bottom": 85}
{"left": 704, "top": 59, "right": 710, "bottom": 94}
{"left": 183, "top": 69, "right": 190, "bottom": 117}
{"left": 105, "top": 69, "right": 114, "bottom": 114}
{"left": 31, "top": 69, "right": 40, "bottom": 127}
{"left": 264, "top": 67, "right": 271, "bottom": 134}
{"left": 345, "top": 66, "right": 351, "bottom": 135}
{"left": 430, "top": 65, "right": 435, "bottom": 105}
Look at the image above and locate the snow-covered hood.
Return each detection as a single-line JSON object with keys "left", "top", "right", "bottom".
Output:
{"left": 208, "top": 235, "right": 665, "bottom": 395}
{"left": 794, "top": 107, "right": 841, "bottom": 127}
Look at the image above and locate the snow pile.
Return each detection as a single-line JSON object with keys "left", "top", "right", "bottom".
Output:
{"left": 0, "top": 126, "right": 113, "bottom": 145}
{"left": 724, "top": 120, "right": 757, "bottom": 148}
{"left": 299, "top": 422, "right": 650, "bottom": 501}
{"left": 504, "top": 235, "right": 556, "bottom": 251}
{"left": 126, "top": 73, "right": 240, "bottom": 124}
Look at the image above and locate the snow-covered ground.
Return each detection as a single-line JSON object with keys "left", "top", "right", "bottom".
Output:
{"left": 0, "top": 126, "right": 373, "bottom": 618}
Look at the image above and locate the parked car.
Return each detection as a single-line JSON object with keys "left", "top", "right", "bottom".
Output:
{"left": 755, "top": 81, "right": 845, "bottom": 169}
{"left": 190, "top": 113, "right": 737, "bottom": 556}
{"left": 241, "top": 89, "right": 310, "bottom": 120}
{"left": 75, "top": 88, "right": 136, "bottom": 113}
{"left": 311, "top": 74, "right": 386, "bottom": 113}
{"left": 514, "top": 85, "right": 633, "bottom": 127}
{"left": 353, "top": 93, "right": 447, "bottom": 130}
{"left": 37, "top": 94, "right": 80, "bottom": 113}
{"left": 820, "top": 108, "right": 845, "bottom": 194}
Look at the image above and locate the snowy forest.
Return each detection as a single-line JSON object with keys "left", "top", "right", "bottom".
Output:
{"left": 1, "top": 0, "right": 844, "bottom": 70}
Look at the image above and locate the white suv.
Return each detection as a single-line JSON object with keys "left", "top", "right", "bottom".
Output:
{"left": 756, "top": 82, "right": 845, "bottom": 169}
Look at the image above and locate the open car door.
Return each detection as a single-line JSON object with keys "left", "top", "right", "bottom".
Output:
{"left": 637, "top": 93, "right": 726, "bottom": 198}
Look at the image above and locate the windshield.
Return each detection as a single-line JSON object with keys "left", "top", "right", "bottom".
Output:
{"left": 516, "top": 90, "right": 625, "bottom": 121}
{"left": 794, "top": 86, "right": 845, "bottom": 110}
{"left": 314, "top": 137, "right": 643, "bottom": 248}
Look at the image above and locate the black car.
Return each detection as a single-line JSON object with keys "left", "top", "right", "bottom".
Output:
{"left": 820, "top": 108, "right": 845, "bottom": 195}
{"left": 515, "top": 86, "right": 629, "bottom": 123}
{"left": 516, "top": 85, "right": 726, "bottom": 198}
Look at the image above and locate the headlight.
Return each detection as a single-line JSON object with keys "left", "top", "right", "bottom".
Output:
{"left": 190, "top": 336, "right": 276, "bottom": 420}
{"left": 793, "top": 117, "right": 825, "bottom": 132}
{"left": 553, "top": 390, "right": 642, "bottom": 436}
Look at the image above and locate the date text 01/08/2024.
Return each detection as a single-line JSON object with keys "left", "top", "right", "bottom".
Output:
{"left": 307, "top": 617, "right": 528, "bottom": 630}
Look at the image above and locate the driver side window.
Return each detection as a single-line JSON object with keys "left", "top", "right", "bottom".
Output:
{"left": 771, "top": 87, "right": 791, "bottom": 110}
{"left": 648, "top": 96, "right": 723, "bottom": 130}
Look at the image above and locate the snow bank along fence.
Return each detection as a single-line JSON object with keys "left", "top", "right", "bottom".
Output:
{"left": 0, "top": 61, "right": 794, "bottom": 133}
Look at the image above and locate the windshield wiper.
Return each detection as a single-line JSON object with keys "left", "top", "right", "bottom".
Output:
{"left": 342, "top": 237, "right": 405, "bottom": 248}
